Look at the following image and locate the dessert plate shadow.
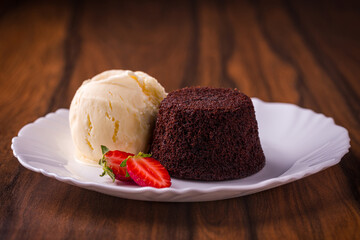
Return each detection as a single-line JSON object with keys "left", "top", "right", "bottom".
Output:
{"left": 11, "top": 98, "right": 350, "bottom": 202}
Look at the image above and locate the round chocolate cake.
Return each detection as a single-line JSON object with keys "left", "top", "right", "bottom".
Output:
{"left": 150, "top": 87, "right": 265, "bottom": 181}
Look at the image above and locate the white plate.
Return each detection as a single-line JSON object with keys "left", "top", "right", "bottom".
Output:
{"left": 11, "top": 98, "right": 350, "bottom": 202}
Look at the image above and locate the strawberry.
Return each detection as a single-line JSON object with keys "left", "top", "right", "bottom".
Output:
{"left": 99, "top": 145, "right": 133, "bottom": 182}
{"left": 120, "top": 152, "right": 172, "bottom": 188}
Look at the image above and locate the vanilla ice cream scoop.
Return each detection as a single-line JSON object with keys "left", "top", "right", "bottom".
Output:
{"left": 69, "top": 70, "right": 167, "bottom": 164}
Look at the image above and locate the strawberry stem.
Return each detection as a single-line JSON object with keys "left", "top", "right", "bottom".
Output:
{"left": 99, "top": 145, "right": 115, "bottom": 182}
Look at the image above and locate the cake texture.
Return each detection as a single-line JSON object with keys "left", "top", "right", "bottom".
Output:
{"left": 150, "top": 87, "right": 265, "bottom": 181}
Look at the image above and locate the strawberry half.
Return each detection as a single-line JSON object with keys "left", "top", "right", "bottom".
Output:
{"left": 99, "top": 145, "right": 133, "bottom": 182}
{"left": 121, "top": 152, "right": 172, "bottom": 188}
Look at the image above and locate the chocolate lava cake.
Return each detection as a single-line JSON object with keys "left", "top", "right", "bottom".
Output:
{"left": 150, "top": 87, "right": 265, "bottom": 181}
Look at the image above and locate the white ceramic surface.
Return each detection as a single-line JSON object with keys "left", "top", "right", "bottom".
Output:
{"left": 11, "top": 98, "right": 350, "bottom": 202}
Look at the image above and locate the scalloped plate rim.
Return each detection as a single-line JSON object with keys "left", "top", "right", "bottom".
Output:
{"left": 11, "top": 98, "right": 351, "bottom": 201}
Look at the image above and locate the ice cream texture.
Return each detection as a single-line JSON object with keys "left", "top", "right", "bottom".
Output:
{"left": 69, "top": 70, "right": 167, "bottom": 164}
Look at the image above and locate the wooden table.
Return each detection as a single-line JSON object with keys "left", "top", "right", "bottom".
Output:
{"left": 1, "top": 0, "right": 359, "bottom": 239}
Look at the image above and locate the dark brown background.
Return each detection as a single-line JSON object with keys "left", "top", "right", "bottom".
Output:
{"left": 1, "top": 0, "right": 359, "bottom": 239}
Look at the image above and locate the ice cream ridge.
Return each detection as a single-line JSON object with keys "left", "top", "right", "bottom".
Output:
{"left": 69, "top": 70, "right": 167, "bottom": 164}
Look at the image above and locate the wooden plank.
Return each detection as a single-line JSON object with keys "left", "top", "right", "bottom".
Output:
{"left": 0, "top": 0, "right": 359, "bottom": 239}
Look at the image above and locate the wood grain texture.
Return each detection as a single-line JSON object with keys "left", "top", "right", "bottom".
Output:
{"left": 0, "top": 0, "right": 359, "bottom": 239}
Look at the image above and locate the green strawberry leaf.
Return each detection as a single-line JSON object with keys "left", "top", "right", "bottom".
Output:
{"left": 120, "top": 155, "right": 132, "bottom": 167}
{"left": 98, "top": 147, "right": 115, "bottom": 182}
{"left": 103, "top": 166, "right": 115, "bottom": 182}
{"left": 101, "top": 145, "right": 109, "bottom": 155}
{"left": 137, "top": 152, "right": 152, "bottom": 158}
{"left": 99, "top": 162, "right": 116, "bottom": 182}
